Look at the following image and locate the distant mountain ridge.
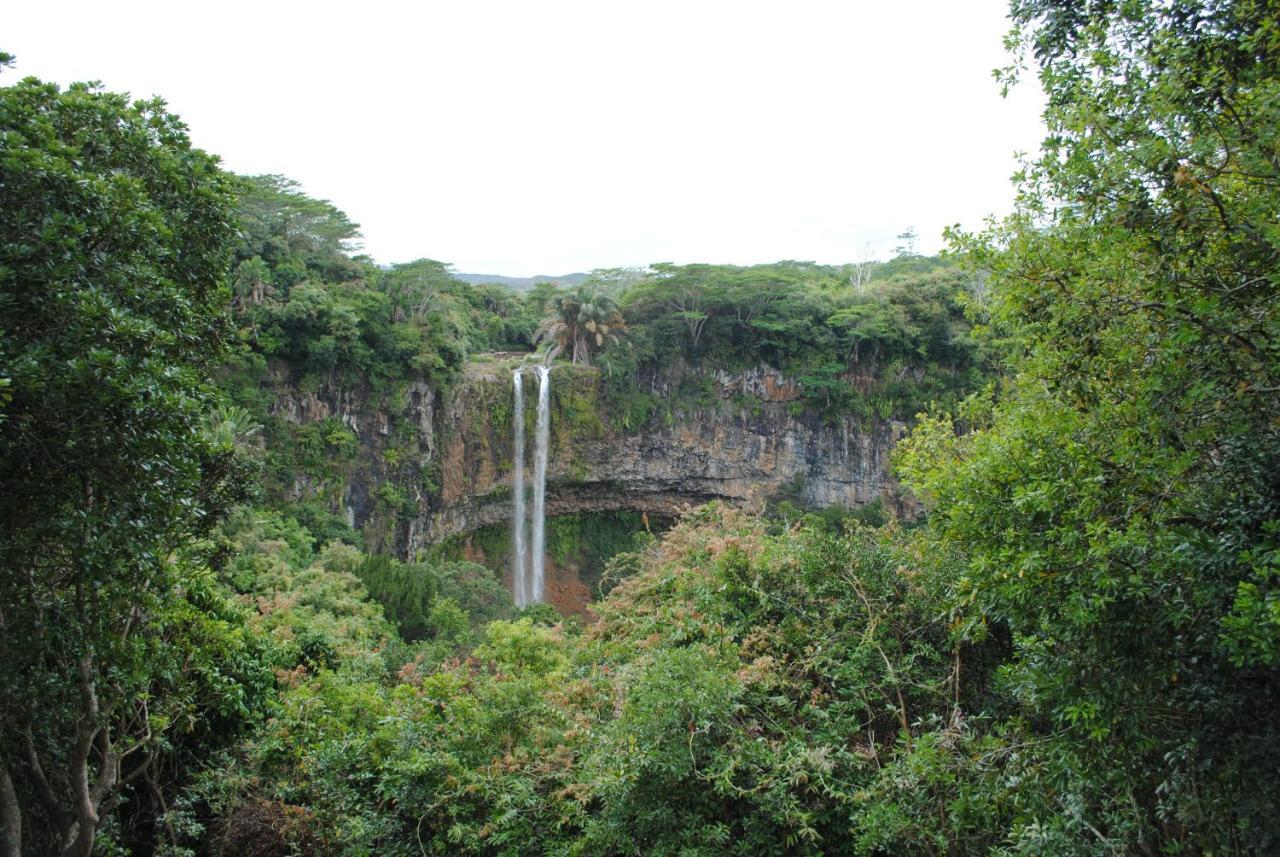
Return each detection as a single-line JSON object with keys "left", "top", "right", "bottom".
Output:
{"left": 453, "top": 271, "right": 590, "bottom": 291}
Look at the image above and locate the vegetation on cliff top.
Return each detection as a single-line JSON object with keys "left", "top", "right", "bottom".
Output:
{"left": 215, "top": 168, "right": 986, "bottom": 548}
{"left": 222, "top": 173, "right": 985, "bottom": 424}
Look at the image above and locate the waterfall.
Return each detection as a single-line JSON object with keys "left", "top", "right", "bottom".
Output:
{"left": 530, "top": 364, "right": 551, "bottom": 603}
{"left": 511, "top": 370, "right": 528, "bottom": 607}
{"left": 510, "top": 364, "right": 551, "bottom": 606}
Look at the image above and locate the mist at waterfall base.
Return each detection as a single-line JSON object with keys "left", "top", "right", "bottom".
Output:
{"left": 511, "top": 365, "right": 551, "bottom": 607}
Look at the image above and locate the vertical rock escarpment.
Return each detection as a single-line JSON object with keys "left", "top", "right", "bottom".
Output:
{"left": 411, "top": 360, "right": 915, "bottom": 555}
{"left": 263, "top": 358, "right": 915, "bottom": 561}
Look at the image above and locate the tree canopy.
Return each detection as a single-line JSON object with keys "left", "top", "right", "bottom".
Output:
{"left": 0, "top": 75, "right": 272, "bottom": 855}
{"left": 899, "top": 0, "right": 1280, "bottom": 849}
{"left": 534, "top": 284, "right": 627, "bottom": 365}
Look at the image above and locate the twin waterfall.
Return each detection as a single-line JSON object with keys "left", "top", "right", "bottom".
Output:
{"left": 511, "top": 365, "right": 551, "bottom": 607}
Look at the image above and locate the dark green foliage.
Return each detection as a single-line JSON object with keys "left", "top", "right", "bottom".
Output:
{"left": 615, "top": 258, "right": 986, "bottom": 420}
{"left": 516, "top": 602, "right": 564, "bottom": 627}
{"left": 546, "top": 510, "right": 666, "bottom": 595}
{"left": 255, "top": 280, "right": 421, "bottom": 383}
{"left": 354, "top": 555, "right": 436, "bottom": 641}
{"left": 0, "top": 73, "right": 273, "bottom": 854}
{"left": 430, "top": 511, "right": 667, "bottom": 600}
{"left": 296, "top": 627, "right": 340, "bottom": 672}
{"left": 315, "top": 545, "right": 513, "bottom": 643}
{"left": 431, "top": 560, "right": 516, "bottom": 626}
{"left": 219, "top": 177, "right": 534, "bottom": 429}
{"left": 231, "top": 174, "right": 363, "bottom": 293}
{"left": 769, "top": 497, "right": 888, "bottom": 533}
{"left": 899, "top": 0, "right": 1280, "bottom": 850}
{"left": 279, "top": 499, "right": 364, "bottom": 550}
{"left": 382, "top": 259, "right": 535, "bottom": 356}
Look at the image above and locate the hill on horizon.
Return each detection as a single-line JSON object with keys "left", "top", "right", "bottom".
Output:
{"left": 453, "top": 271, "right": 590, "bottom": 291}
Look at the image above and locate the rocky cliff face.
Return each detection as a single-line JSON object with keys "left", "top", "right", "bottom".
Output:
{"left": 264, "top": 358, "right": 915, "bottom": 560}
{"left": 411, "top": 360, "right": 914, "bottom": 556}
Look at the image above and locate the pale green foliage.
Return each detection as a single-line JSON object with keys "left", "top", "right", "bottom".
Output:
{"left": 535, "top": 284, "right": 627, "bottom": 365}
{"left": 474, "top": 618, "right": 569, "bottom": 678}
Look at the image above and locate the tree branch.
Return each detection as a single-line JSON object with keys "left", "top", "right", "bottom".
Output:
{"left": 21, "top": 730, "right": 65, "bottom": 828}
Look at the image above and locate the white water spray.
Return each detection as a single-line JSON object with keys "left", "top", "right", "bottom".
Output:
{"left": 510, "top": 364, "right": 552, "bottom": 606}
{"left": 511, "top": 370, "right": 528, "bottom": 606}
{"left": 530, "top": 364, "right": 551, "bottom": 603}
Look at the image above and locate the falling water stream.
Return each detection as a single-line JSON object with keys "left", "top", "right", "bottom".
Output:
{"left": 510, "top": 364, "right": 551, "bottom": 606}
{"left": 530, "top": 364, "right": 551, "bottom": 603}
{"left": 511, "top": 370, "right": 528, "bottom": 606}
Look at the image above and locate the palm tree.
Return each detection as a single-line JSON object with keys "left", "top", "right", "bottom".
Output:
{"left": 204, "top": 405, "right": 263, "bottom": 452}
{"left": 534, "top": 285, "right": 627, "bottom": 365}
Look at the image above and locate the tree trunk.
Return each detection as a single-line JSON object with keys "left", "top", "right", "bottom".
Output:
{"left": 0, "top": 765, "right": 20, "bottom": 857}
{"left": 61, "top": 654, "right": 110, "bottom": 857}
{"left": 62, "top": 824, "right": 91, "bottom": 857}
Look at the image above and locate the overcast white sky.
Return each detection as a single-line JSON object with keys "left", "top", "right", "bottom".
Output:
{"left": 7, "top": 1, "right": 1045, "bottom": 275}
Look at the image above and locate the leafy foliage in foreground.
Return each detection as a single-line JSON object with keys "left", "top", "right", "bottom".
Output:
{"left": 0, "top": 72, "right": 273, "bottom": 856}
{"left": 192, "top": 506, "right": 1009, "bottom": 855}
{"left": 898, "top": 0, "right": 1280, "bottom": 850}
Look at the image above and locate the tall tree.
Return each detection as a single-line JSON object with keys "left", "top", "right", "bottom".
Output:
{"left": 381, "top": 258, "right": 465, "bottom": 323}
{"left": 902, "top": 1, "right": 1280, "bottom": 850}
{"left": 0, "top": 73, "right": 258, "bottom": 854}
{"left": 233, "top": 173, "right": 362, "bottom": 285}
{"left": 628, "top": 263, "right": 714, "bottom": 348}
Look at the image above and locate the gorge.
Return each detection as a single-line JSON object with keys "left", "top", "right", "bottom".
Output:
{"left": 8, "top": 6, "right": 1278, "bottom": 850}
{"left": 264, "top": 355, "right": 916, "bottom": 610}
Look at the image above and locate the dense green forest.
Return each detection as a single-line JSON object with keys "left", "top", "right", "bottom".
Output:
{"left": 220, "top": 174, "right": 982, "bottom": 417}
{"left": 2, "top": 0, "right": 1279, "bottom": 853}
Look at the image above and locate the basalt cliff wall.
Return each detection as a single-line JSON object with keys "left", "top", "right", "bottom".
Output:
{"left": 264, "top": 357, "right": 916, "bottom": 559}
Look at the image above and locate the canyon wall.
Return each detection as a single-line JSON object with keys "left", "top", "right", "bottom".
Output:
{"left": 265, "top": 357, "right": 916, "bottom": 560}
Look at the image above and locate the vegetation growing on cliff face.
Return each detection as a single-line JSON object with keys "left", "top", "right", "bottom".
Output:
{"left": 427, "top": 509, "right": 667, "bottom": 603}
{"left": 217, "top": 172, "right": 981, "bottom": 549}
{"left": 225, "top": 186, "right": 984, "bottom": 427}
